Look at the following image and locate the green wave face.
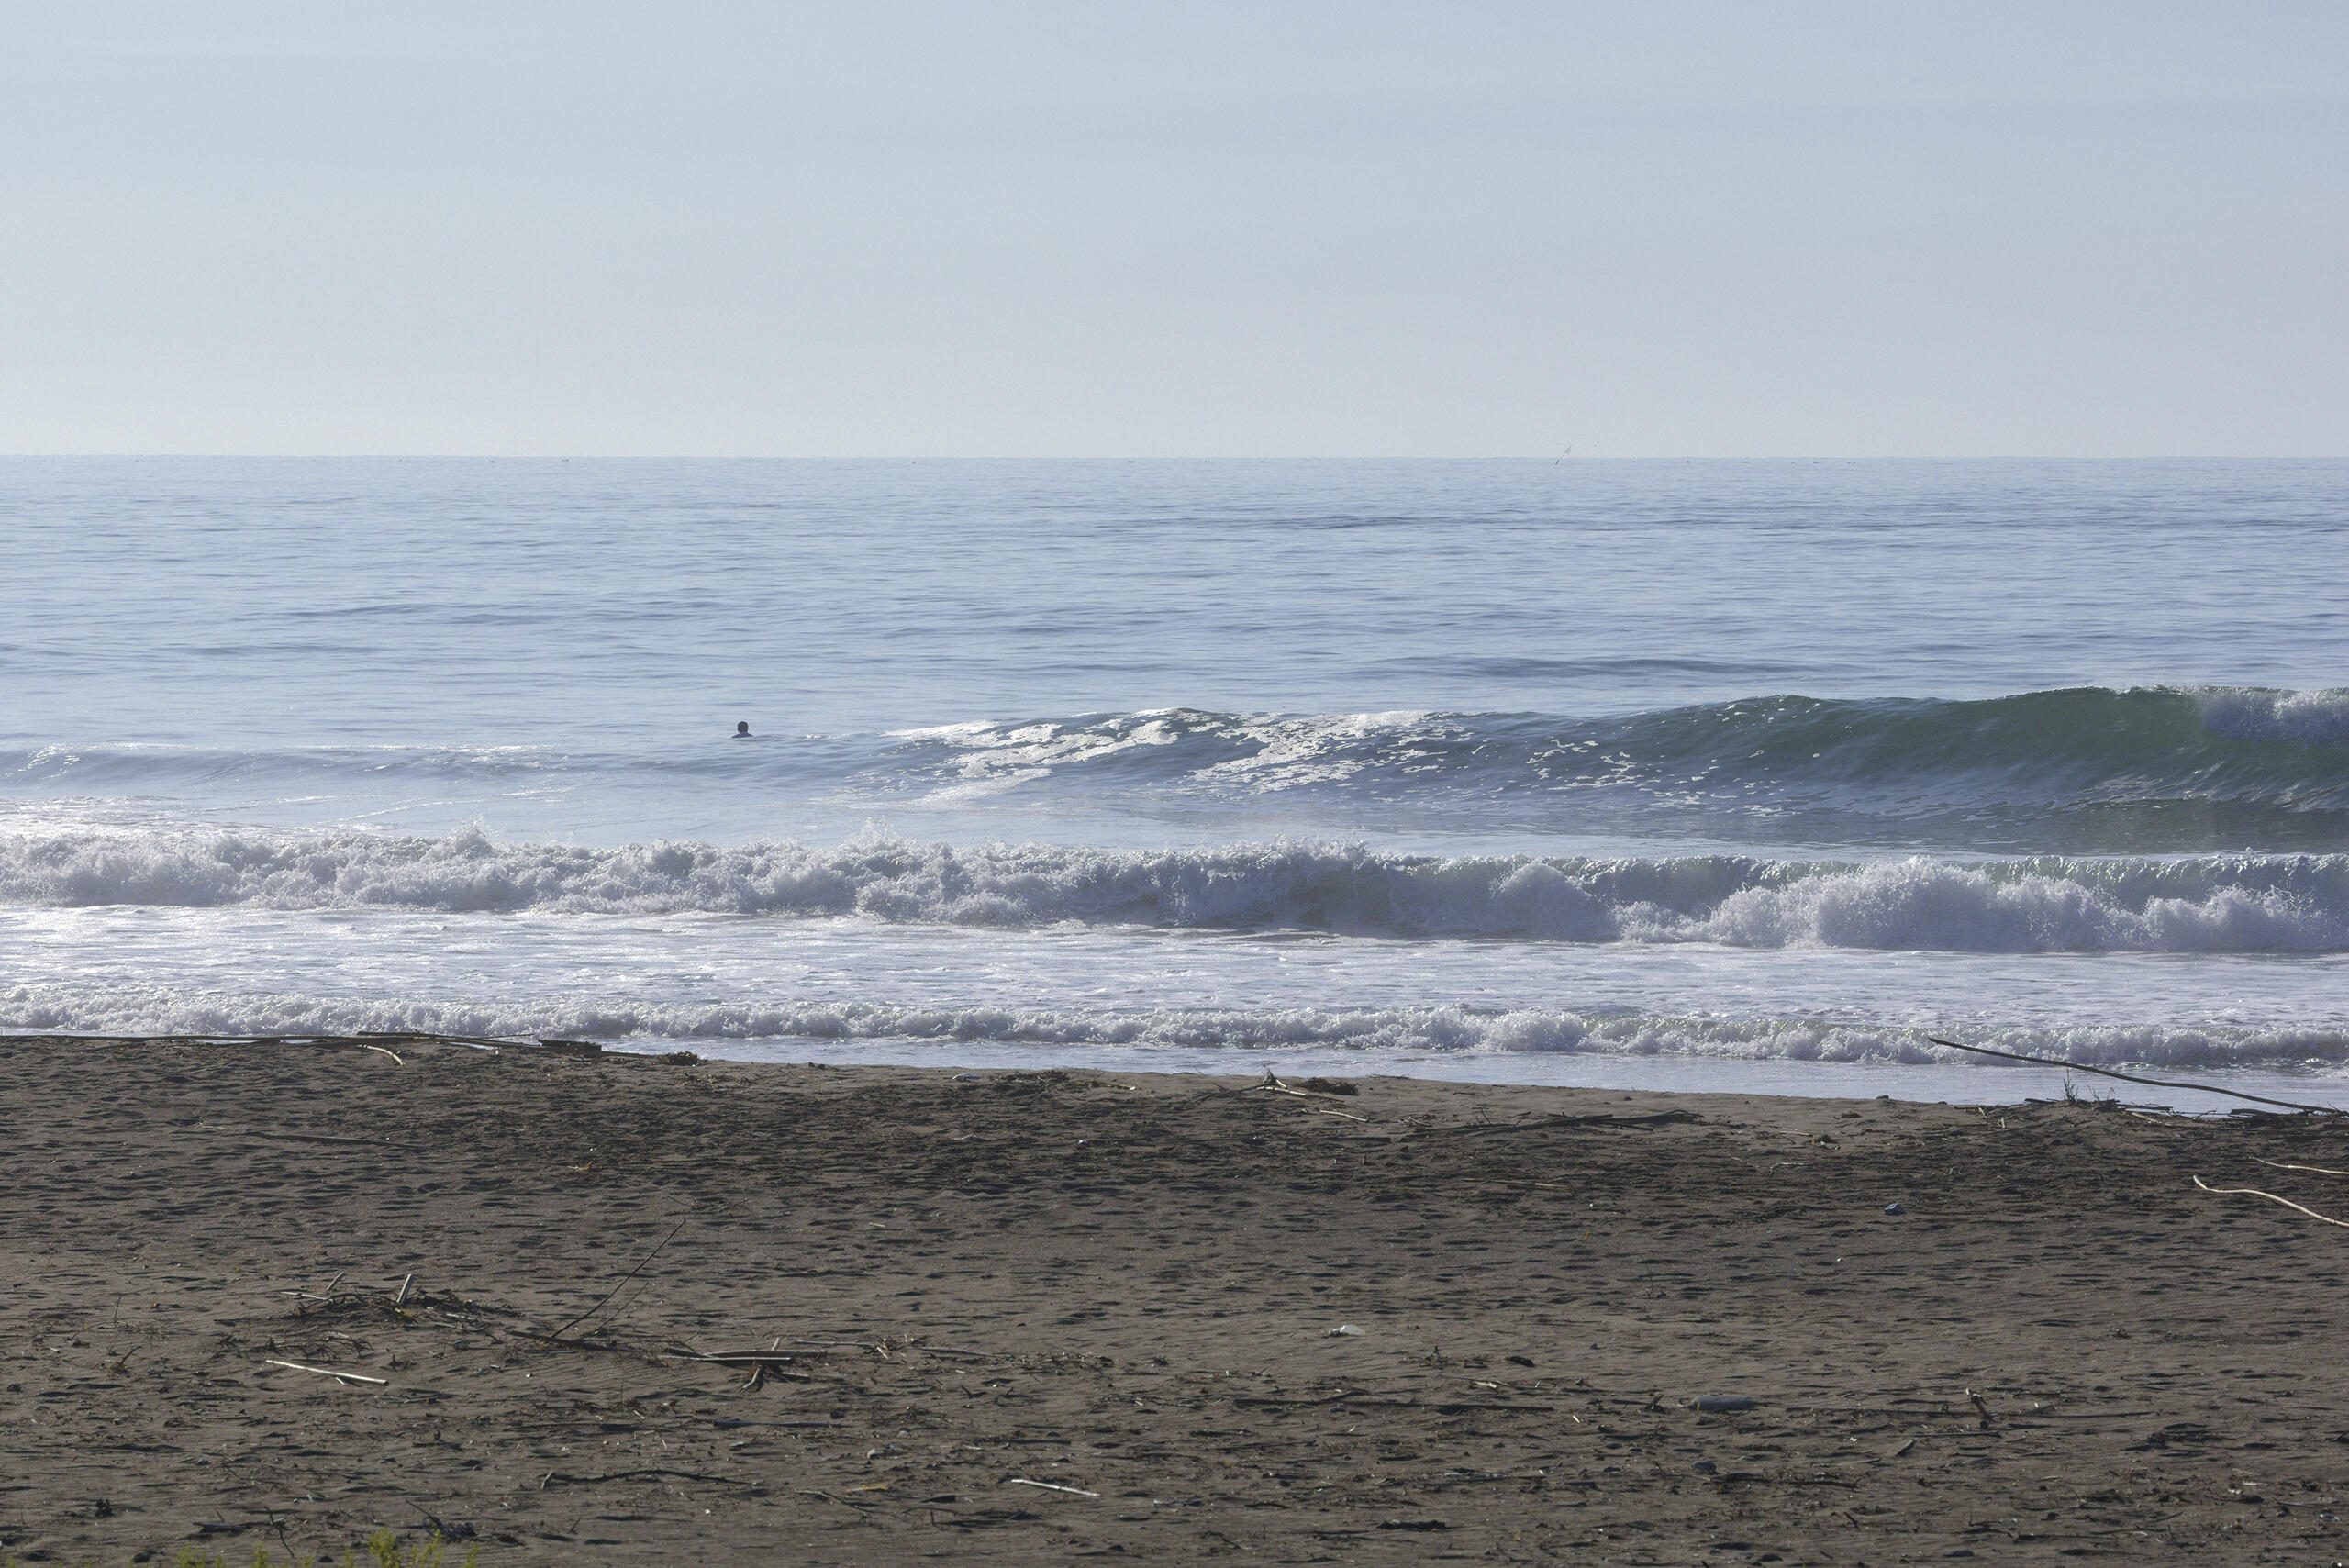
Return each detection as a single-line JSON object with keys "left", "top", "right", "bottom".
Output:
{"left": 871, "top": 686, "right": 2349, "bottom": 852}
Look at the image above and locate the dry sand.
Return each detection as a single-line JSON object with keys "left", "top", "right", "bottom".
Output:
{"left": 6, "top": 1036, "right": 2349, "bottom": 1564}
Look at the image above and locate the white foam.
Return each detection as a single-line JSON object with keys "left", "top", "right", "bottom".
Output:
{"left": 4, "top": 828, "right": 2347, "bottom": 952}
{"left": 5, "top": 981, "right": 2343, "bottom": 1073}
{"left": 2194, "top": 686, "right": 2349, "bottom": 745}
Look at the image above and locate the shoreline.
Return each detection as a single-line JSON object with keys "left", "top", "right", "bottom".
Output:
{"left": 7, "top": 1037, "right": 2349, "bottom": 1562}
{"left": 597, "top": 1034, "right": 2349, "bottom": 1116}
{"left": 18, "top": 1028, "right": 2349, "bottom": 1115}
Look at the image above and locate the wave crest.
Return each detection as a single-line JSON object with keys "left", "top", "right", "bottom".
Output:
{"left": 6, "top": 827, "right": 2349, "bottom": 952}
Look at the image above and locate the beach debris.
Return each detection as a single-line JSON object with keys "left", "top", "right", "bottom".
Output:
{"left": 1929, "top": 1036, "right": 2339, "bottom": 1116}
{"left": 535, "top": 1038, "right": 604, "bottom": 1056}
{"left": 1883, "top": 1201, "right": 1906, "bottom": 1216}
{"left": 1694, "top": 1395, "right": 1756, "bottom": 1412}
{"left": 361, "top": 1044, "right": 405, "bottom": 1064}
{"left": 1693, "top": 1460, "right": 1717, "bottom": 1473}
{"left": 1327, "top": 1324, "right": 1365, "bottom": 1337}
{"left": 1006, "top": 1478, "right": 1098, "bottom": 1497}
{"left": 1251, "top": 1070, "right": 1368, "bottom": 1118}
{"left": 394, "top": 1273, "right": 414, "bottom": 1305}
{"left": 1377, "top": 1518, "right": 1450, "bottom": 1531}
{"left": 672, "top": 1349, "right": 812, "bottom": 1390}
{"left": 1296, "top": 1076, "right": 1360, "bottom": 1095}
{"left": 1967, "top": 1389, "right": 1996, "bottom": 1428}
{"left": 1888, "top": 1438, "right": 1916, "bottom": 1458}
{"left": 952, "top": 1073, "right": 982, "bottom": 1081}
{"left": 544, "top": 1467, "right": 755, "bottom": 1489}
{"left": 2253, "top": 1158, "right": 2349, "bottom": 1177}
{"left": 548, "top": 1214, "right": 691, "bottom": 1340}
{"left": 261, "top": 1358, "right": 386, "bottom": 1386}
{"left": 657, "top": 1050, "right": 701, "bottom": 1065}
{"left": 2191, "top": 1174, "right": 2349, "bottom": 1228}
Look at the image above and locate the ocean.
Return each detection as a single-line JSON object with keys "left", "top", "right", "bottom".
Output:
{"left": 6, "top": 456, "right": 2347, "bottom": 1103}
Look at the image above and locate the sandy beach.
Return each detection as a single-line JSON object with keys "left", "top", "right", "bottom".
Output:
{"left": 6, "top": 1037, "right": 2349, "bottom": 1564}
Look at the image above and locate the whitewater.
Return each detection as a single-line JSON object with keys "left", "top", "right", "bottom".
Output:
{"left": 6, "top": 457, "right": 2348, "bottom": 1100}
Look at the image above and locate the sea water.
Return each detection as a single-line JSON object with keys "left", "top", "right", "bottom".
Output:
{"left": 6, "top": 457, "right": 2348, "bottom": 1105}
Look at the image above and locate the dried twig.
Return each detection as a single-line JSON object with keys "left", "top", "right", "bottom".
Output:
{"left": 549, "top": 1216, "right": 690, "bottom": 1340}
{"left": 2254, "top": 1158, "right": 2349, "bottom": 1178}
{"left": 1929, "top": 1038, "right": 2338, "bottom": 1115}
{"left": 2192, "top": 1174, "right": 2349, "bottom": 1228}
{"left": 1008, "top": 1478, "right": 1099, "bottom": 1497}
{"left": 671, "top": 1351, "right": 811, "bottom": 1390}
{"left": 362, "top": 1044, "right": 405, "bottom": 1065}
{"left": 540, "top": 1468, "right": 751, "bottom": 1488}
{"left": 262, "top": 1358, "right": 387, "bottom": 1386}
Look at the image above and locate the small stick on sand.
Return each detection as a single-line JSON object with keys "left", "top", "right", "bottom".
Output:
{"left": 2254, "top": 1158, "right": 2349, "bottom": 1178}
{"left": 362, "top": 1044, "right": 405, "bottom": 1065}
{"left": 548, "top": 1215, "right": 690, "bottom": 1340}
{"left": 2192, "top": 1174, "right": 2349, "bottom": 1228}
{"left": 394, "top": 1273, "right": 414, "bottom": 1306}
{"left": 262, "top": 1358, "right": 387, "bottom": 1385}
{"left": 1007, "top": 1478, "right": 1099, "bottom": 1497}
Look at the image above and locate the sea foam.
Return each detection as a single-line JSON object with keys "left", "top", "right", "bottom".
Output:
{"left": 5, "top": 826, "right": 2346, "bottom": 952}
{"left": 4, "top": 979, "right": 2343, "bottom": 1070}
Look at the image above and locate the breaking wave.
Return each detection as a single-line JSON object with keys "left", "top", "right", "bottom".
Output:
{"left": 4, "top": 982, "right": 2344, "bottom": 1071}
{"left": 880, "top": 686, "right": 2349, "bottom": 818}
{"left": 9, "top": 687, "right": 2349, "bottom": 856}
{"left": 6, "top": 826, "right": 2349, "bottom": 952}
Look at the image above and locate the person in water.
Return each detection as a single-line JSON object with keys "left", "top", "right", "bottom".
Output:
{"left": 735, "top": 721, "right": 751, "bottom": 738}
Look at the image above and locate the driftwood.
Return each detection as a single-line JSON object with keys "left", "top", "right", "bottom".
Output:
{"left": 2192, "top": 1174, "right": 2349, "bottom": 1228}
{"left": 1929, "top": 1037, "right": 2339, "bottom": 1116}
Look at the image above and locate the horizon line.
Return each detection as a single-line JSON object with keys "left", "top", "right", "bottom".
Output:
{"left": 5, "top": 451, "right": 2344, "bottom": 463}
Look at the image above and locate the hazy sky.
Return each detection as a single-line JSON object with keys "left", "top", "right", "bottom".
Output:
{"left": 4, "top": 2, "right": 2343, "bottom": 457}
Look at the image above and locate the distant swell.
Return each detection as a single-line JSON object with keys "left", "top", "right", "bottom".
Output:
{"left": 6, "top": 827, "right": 2349, "bottom": 952}
{"left": 3, "top": 983, "right": 2343, "bottom": 1071}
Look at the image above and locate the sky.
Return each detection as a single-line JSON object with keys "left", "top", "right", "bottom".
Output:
{"left": 1, "top": 1, "right": 2343, "bottom": 458}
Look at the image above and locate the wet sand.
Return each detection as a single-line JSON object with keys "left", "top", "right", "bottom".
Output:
{"left": 6, "top": 1036, "right": 2349, "bottom": 1564}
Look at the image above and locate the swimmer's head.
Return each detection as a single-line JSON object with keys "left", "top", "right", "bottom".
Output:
{"left": 736, "top": 720, "right": 751, "bottom": 736}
